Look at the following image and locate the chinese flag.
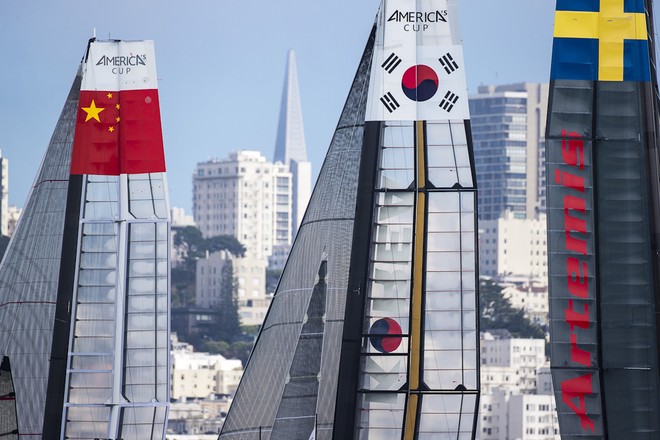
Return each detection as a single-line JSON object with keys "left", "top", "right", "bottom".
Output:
{"left": 71, "top": 89, "right": 166, "bottom": 175}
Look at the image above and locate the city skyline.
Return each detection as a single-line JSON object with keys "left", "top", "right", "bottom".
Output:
{"left": 1, "top": 0, "right": 559, "bottom": 213}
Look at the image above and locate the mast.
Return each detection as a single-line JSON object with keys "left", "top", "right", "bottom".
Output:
{"left": 0, "top": 39, "right": 170, "bottom": 439}
{"left": 221, "top": 1, "right": 479, "bottom": 439}
{"left": 546, "top": 0, "right": 660, "bottom": 437}
{"left": 336, "top": 0, "right": 479, "bottom": 437}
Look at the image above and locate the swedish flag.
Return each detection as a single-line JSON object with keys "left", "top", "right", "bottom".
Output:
{"left": 551, "top": 0, "right": 651, "bottom": 81}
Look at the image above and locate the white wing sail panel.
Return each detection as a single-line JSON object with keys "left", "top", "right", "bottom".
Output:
{"left": 61, "top": 173, "right": 169, "bottom": 439}
{"left": 60, "top": 40, "right": 170, "bottom": 440}
{"left": 366, "top": 0, "right": 469, "bottom": 121}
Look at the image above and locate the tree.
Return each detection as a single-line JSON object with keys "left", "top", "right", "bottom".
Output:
{"left": 211, "top": 260, "right": 242, "bottom": 343}
{"left": 206, "top": 235, "right": 246, "bottom": 258}
{"left": 173, "top": 226, "right": 206, "bottom": 259}
{"left": 171, "top": 226, "right": 246, "bottom": 308}
{"left": 202, "top": 339, "right": 254, "bottom": 365}
{"left": 479, "top": 279, "right": 545, "bottom": 339}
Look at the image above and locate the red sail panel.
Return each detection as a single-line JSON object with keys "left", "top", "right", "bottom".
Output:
{"left": 71, "top": 89, "right": 165, "bottom": 175}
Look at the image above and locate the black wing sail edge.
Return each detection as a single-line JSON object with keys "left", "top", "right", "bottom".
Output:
{"left": 42, "top": 174, "right": 83, "bottom": 439}
{"left": 331, "top": 120, "right": 380, "bottom": 440}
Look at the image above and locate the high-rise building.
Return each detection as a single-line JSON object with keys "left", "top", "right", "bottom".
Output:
{"left": 171, "top": 207, "right": 196, "bottom": 227}
{"left": 273, "top": 50, "right": 312, "bottom": 236}
{"left": 479, "top": 389, "right": 560, "bottom": 440}
{"left": 479, "top": 212, "right": 547, "bottom": 281}
{"left": 192, "top": 151, "right": 292, "bottom": 260}
{"left": 469, "top": 83, "right": 549, "bottom": 220}
{"left": 479, "top": 332, "right": 560, "bottom": 440}
{"left": 480, "top": 331, "right": 547, "bottom": 395}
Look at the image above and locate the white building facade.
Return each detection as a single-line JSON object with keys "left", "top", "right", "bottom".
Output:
{"left": 479, "top": 212, "right": 547, "bottom": 281}
{"left": 170, "top": 335, "right": 243, "bottom": 400}
{"left": 192, "top": 151, "right": 293, "bottom": 261}
{"left": 478, "top": 333, "right": 559, "bottom": 440}
{"left": 480, "top": 333, "right": 547, "bottom": 395}
{"left": 502, "top": 283, "right": 549, "bottom": 326}
{"left": 196, "top": 250, "right": 270, "bottom": 327}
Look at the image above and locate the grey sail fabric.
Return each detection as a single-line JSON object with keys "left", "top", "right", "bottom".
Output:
{"left": 270, "top": 259, "right": 328, "bottom": 438}
{"left": 0, "top": 357, "right": 18, "bottom": 439}
{"left": 593, "top": 81, "right": 660, "bottom": 437}
{"left": 219, "top": 29, "right": 374, "bottom": 440}
{"left": 0, "top": 73, "right": 79, "bottom": 439}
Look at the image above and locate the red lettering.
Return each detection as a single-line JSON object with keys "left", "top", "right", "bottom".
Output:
{"left": 565, "top": 300, "right": 590, "bottom": 331}
{"left": 559, "top": 129, "right": 596, "bottom": 433}
{"left": 561, "top": 130, "right": 585, "bottom": 169}
{"left": 566, "top": 257, "right": 588, "bottom": 298}
{"left": 561, "top": 374, "right": 596, "bottom": 432}
{"left": 555, "top": 169, "right": 585, "bottom": 193}
{"left": 570, "top": 333, "right": 591, "bottom": 367}
{"left": 564, "top": 195, "right": 587, "bottom": 255}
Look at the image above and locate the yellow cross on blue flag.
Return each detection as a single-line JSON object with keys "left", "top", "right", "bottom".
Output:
{"left": 551, "top": 0, "right": 650, "bottom": 81}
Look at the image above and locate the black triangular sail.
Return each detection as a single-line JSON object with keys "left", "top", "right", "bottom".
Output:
{"left": 546, "top": 0, "right": 660, "bottom": 436}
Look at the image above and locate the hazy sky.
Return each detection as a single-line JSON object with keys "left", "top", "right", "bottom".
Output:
{"left": 1, "top": 0, "right": 563, "bottom": 211}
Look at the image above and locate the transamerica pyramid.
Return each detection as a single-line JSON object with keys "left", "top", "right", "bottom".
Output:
{"left": 274, "top": 50, "right": 312, "bottom": 239}
{"left": 274, "top": 50, "right": 308, "bottom": 165}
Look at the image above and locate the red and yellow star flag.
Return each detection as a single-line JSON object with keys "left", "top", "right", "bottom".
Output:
{"left": 71, "top": 40, "right": 166, "bottom": 176}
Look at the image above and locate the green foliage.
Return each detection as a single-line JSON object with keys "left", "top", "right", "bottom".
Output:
{"left": 211, "top": 261, "right": 242, "bottom": 343}
{"left": 171, "top": 266, "right": 196, "bottom": 308}
{"left": 173, "top": 226, "right": 206, "bottom": 257}
{"left": 226, "top": 341, "right": 254, "bottom": 365}
{"left": 206, "top": 235, "right": 246, "bottom": 258}
{"left": 479, "top": 279, "right": 546, "bottom": 339}
{"left": 201, "top": 339, "right": 254, "bottom": 365}
{"left": 201, "top": 340, "right": 230, "bottom": 354}
{"left": 240, "top": 325, "right": 261, "bottom": 336}
{"left": 171, "top": 226, "right": 246, "bottom": 308}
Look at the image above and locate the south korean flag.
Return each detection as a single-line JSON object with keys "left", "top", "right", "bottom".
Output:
{"left": 366, "top": 45, "right": 470, "bottom": 121}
